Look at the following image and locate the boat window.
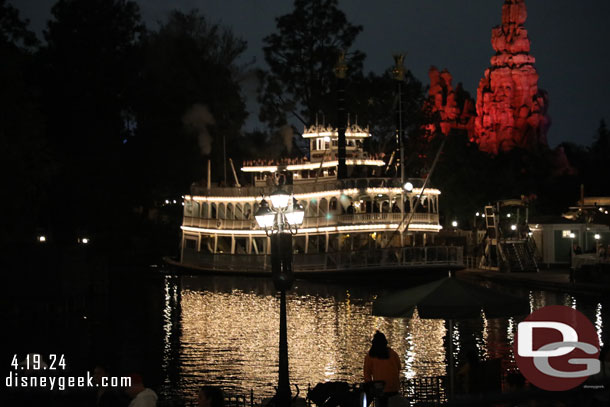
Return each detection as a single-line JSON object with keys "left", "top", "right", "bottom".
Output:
{"left": 184, "top": 200, "right": 194, "bottom": 217}
{"left": 293, "top": 236, "right": 306, "bottom": 254}
{"left": 200, "top": 236, "right": 214, "bottom": 253}
{"left": 218, "top": 203, "right": 225, "bottom": 219}
{"left": 327, "top": 235, "right": 338, "bottom": 252}
{"left": 329, "top": 198, "right": 338, "bottom": 211}
{"left": 308, "top": 235, "right": 319, "bottom": 254}
{"left": 234, "top": 238, "right": 248, "bottom": 254}
{"left": 307, "top": 199, "right": 318, "bottom": 217}
{"left": 252, "top": 237, "right": 266, "bottom": 254}
{"left": 318, "top": 198, "right": 327, "bottom": 216}
{"left": 185, "top": 238, "right": 197, "bottom": 250}
{"left": 243, "top": 203, "right": 251, "bottom": 220}
{"left": 216, "top": 237, "right": 231, "bottom": 254}
{"left": 227, "top": 203, "right": 234, "bottom": 219}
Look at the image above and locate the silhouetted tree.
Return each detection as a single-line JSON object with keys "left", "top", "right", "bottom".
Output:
{"left": 0, "top": 0, "right": 54, "bottom": 244}
{"left": 39, "top": 0, "right": 144, "bottom": 241}
{"left": 132, "top": 10, "right": 248, "bottom": 202}
{"left": 350, "top": 69, "right": 426, "bottom": 161}
{"left": 259, "top": 0, "right": 365, "bottom": 128}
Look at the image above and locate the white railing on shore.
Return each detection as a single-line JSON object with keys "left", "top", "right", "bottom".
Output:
{"left": 181, "top": 246, "right": 463, "bottom": 273}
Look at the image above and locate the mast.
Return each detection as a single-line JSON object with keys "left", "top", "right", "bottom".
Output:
{"left": 393, "top": 54, "right": 406, "bottom": 185}
{"left": 334, "top": 52, "right": 348, "bottom": 179}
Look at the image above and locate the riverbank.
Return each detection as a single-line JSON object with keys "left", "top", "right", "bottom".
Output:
{"left": 458, "top": 267, "right": 610, "bottom": 297}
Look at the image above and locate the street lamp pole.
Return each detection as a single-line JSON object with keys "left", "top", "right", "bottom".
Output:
{"left": 255, "top": 190, "right": 304, "bottom": 407}
{"left": 271, "top": 231, "right": 293, "bottom": 407}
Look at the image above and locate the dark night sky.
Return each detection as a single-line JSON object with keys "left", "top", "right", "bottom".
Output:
{"left": 14, "top": 0, "right": 610, "bottom": 147}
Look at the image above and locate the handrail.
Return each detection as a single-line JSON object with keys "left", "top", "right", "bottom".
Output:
{"left": 181, "top": 246, "right": 463, "bottom": 272}
{"left": 182, "top": 213, "right": 440, "bottom": 230}
{"left": 190, "top": 177, "right": 431, "bottom": 197}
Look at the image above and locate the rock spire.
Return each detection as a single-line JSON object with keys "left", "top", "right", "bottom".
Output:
{"left": 473, "top": 0, "right": 550, "bottom": 154}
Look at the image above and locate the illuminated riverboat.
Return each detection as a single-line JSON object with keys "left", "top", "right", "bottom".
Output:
{"left": 177, "top": 123, "right": 462, "bottom": 277}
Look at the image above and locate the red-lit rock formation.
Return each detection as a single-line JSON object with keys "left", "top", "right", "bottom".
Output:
{"left": 473, "top": 0, "right": 550, "bottom": 154}
{"left": 424, "top": 66, "right": 475, "bottom": 137}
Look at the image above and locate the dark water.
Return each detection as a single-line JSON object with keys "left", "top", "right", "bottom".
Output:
{"left": 156, "top": 274, "right": 609, "bottom": 405}
{"left": 4, "top": 264, "right": 609, "bottom": 406}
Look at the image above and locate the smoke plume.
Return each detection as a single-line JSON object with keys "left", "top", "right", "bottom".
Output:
{"left": 182, "top": 104, "right": 216, "bottom": 155}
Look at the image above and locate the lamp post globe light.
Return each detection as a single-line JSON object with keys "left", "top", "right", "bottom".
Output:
{"left": 255, "top": 189, "right": 304, "bottom": 407}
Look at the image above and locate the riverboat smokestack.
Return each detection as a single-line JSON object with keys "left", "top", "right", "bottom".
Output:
{"left": 207, "top": 159, "right": 211, "bottom": 189}
{"left": 334, "top": 52, "right": 347, "bottom": 179}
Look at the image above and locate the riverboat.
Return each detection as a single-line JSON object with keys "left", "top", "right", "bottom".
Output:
{"left": 174, "top": 122, "right": 463, "bottom": 278}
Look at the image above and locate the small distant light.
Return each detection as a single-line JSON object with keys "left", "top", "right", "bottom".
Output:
{"left": 570, "top": 233, "right": 576, "bottom": 239}
{"left": 510, "top": 224, "right": 517, "bottom": 231}
{"left": 83, "top": 316, "right": 87, "bottom": 320}
{"left": 507, "top": 213, "right": 511, "bottom": 218}
{"left": 377, "top": 194, "right": 383, "bottom": 197}
{"left": 81, "top": 238, "right": 89, "bottom": 244}
{"left": 475, "top": 212, "right": 480, "bottom": 217}
{"left": 594, "top": 234, "right": 601, "bottom": 240}
{"left": 482, "top": 214, "right": 486, "bottom": 218}
{"left": 599, "top": 207, "right": 604, "bottom": 212}
{"left": 165, "top": 200, "right": 169, "bottom": 204}
{"left": 122, "top": 139, "right": 128, "bottom": 144}
{"left": 528, "top": 232, "right": 533, "bottom": 236}
{"left": 404, "top": 182, "right": 414, "bottom": 192}
{"left": 38, "top": 235, "right": 46, "bottom": 243}
{"left": 181, "top": 202, "right": 185, "bottom": 206}
{"left": 605, "top": 211, "right": 609, "bottom": 215}
{"left": 451, "top": 220, "right": 458, "bottom": 228}
{"left": 173, "top": 200, "right": 176, "bottom": 204}
{"left": 181, "top": 195, "right": 185, "bottom": 199}
{"left": 323, "top": 136, "right": 331, "bottom": 142}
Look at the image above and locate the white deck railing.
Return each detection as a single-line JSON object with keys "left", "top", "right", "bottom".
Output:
{"left": 181, "top": 246, "right": 463, "bottom": 273}
{"left": 183, "top": 213, "right": 439, "bottom": 231}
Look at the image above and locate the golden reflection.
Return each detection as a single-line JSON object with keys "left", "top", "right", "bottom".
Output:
{"left": 164, "top": 279, "right": 609, "bottom": 405}
{"left": 596, "top": 303, "right": 604, "bottom": 347}
{"left": 451, "top": 322, "right": 460, "bottom": 370}
{"left": 478, "top": 311, "right": 488, "bottom": 359}
{"left": 176, "top": 283, "right": 447, "bottom": 402}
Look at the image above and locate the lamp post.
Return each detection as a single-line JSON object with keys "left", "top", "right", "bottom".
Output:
{"left": 255, "top": 189, "right": 304, "bottom": 407}
{"left": 594, "top": 233, "right": 601, "bottom": 255}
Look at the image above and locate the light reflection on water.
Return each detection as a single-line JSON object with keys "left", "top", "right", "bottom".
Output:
{"left": 160, "top": 275, "right": 607, "bottom": 404}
